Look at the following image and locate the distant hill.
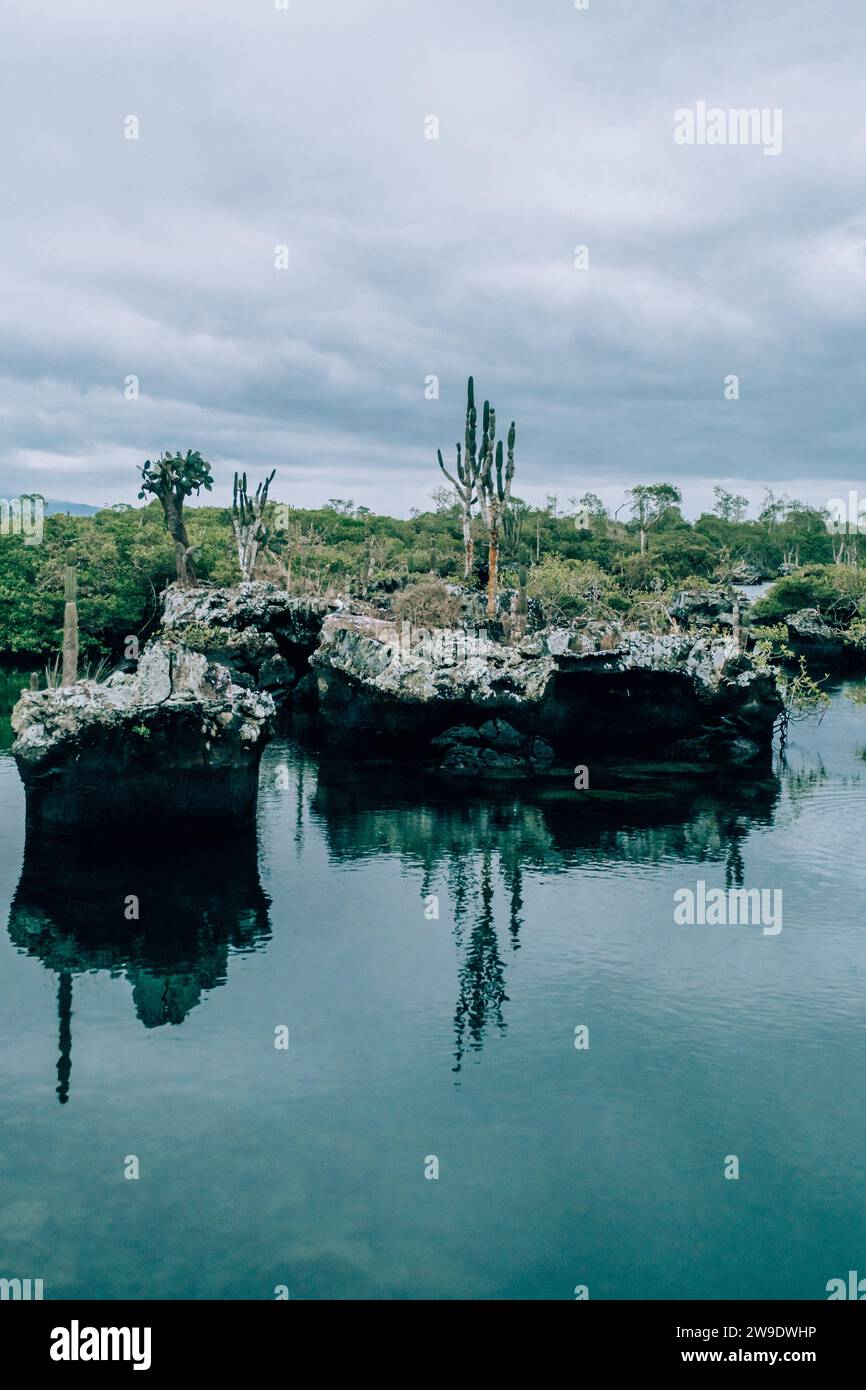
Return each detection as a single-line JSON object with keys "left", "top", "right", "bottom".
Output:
{"left": 41, "top": 499, "right": 101, "bottom": 517}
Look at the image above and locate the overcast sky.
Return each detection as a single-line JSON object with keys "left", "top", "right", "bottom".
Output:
{"left": 1, "top": 0, "right": 864, "bottom": 517}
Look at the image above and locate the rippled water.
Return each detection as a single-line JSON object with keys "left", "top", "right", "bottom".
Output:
{"left": 1, "top": 681, "right": 865, "bottom": 1300}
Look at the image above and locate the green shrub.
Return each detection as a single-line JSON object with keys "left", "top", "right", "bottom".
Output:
{"left": 753, "top": 564, "right": 866, "bottom": 625}
{"left": 527, "top": 557, "right": 622, "bottom": 623}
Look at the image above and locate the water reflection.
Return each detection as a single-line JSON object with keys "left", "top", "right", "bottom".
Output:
{"left": 309, "top": 761, "right": 781, "bottom": 1071}
{"left": 7, "top": 835, "right": 271, "bottom": 1102}
{"left": 453, "top": 850, "right": 508, "bottom": 1071}
{"left": 4, "top": 745, "right": 786, "bottom": 1088}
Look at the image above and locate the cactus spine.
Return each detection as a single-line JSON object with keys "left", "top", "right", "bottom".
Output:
{"left": 62, "top": 565, "right": 78, "bottom": 686}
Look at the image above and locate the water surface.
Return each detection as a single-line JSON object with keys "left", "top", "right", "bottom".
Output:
{"left": 1, "top": 684, "right": 865, "bottom": 1299}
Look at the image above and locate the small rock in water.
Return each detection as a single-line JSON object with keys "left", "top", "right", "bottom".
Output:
{"left": 431, "top": 721, "right": 554, "bottom": 779}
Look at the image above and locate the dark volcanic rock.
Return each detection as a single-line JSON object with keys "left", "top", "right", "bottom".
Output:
{"left": 258, "top": 653, "right": 296, "bottom": 691}
{"left": 160, "top": 582, "right": 339, "bottom": 704}
{"left": 785, "top": 607, "right": 866, "bottom": 668}
{"left": 668, "top": 586, "right": 746, "bottom": 632}
{"left": 12, "top": 641, "right": 274, "bottom": 833}
{"left": 668, "top": 731, "right": 762, "bottom": 764}
{"left": 431, "top": 719, "right": 555, "bottom": 778}
{"left": 311, "top": 613, "right": 781, "bottom": 765}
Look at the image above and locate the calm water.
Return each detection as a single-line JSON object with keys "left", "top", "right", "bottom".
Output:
{"left": 1, "top": 682, "right": 866, "bottom": 1300}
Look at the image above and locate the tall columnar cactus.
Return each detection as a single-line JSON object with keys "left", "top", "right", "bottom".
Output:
{"left": 62, "top": 565, "right": 78, "bottom": 686}
{"left": 232, "top": 469, "right": 277, "bottom": 580}
{"left": 437, "top": 377, "right": 480, "bottom": 578}
{"left": 477, "top": 404, "right": 516, "bottom": 620}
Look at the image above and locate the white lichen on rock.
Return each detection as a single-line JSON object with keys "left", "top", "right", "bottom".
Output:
{"left": 311, "top": 612, "right": 768, "bottom": 710}
{"left": 12, "top": 639, "right": 274, "bottom": 767}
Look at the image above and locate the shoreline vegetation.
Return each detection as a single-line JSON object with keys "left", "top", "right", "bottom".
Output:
{"left": 1, "top": 468, "right": 865, "bottom": 672}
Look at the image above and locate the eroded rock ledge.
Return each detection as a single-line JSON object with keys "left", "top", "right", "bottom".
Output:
{"left": 311, "top": 613, "right": 781, "bottom": 767}
{"left": 13, "top": 640, "right": 274, "bottom": 832}
{"left": 784, "top": 607, "right": 866, "bottom": 668}
{"left": 160, "top": 582, "right": 343, "bottom": 705}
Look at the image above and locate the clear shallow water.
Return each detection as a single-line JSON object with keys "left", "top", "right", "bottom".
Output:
{"left": 1, "top": 685, "right": 865, "bottom": 1300}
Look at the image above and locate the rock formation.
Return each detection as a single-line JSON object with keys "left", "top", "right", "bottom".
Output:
{"left": 785, "top": 607, "right": 866, "bottom": 668}
{"left": 160, "top": 581, "right": 338, "bottom": 704}
{"left": 12, "top": 639, "right": 274, "bottom": 832}
{"left": 11, "top": 581, "right": 785, "bottom": 832}
{"left": 311, "top": 612, "right": 781, "bottom": 767}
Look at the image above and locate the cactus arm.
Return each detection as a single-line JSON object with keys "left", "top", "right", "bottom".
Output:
{"left": 496, "top": 439, "right": 505, "bottom": 502}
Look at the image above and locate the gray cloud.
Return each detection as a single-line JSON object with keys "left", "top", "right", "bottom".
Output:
{"left": 1, "top": 0, "right": 865, "bottom": 517}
